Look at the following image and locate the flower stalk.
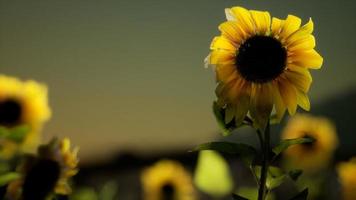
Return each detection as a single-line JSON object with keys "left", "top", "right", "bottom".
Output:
{"left": 258, "top": 121, "right": 270, "bottom": 200}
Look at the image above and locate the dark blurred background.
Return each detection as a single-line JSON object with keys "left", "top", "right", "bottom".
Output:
{"left": 0, "top": 0, "right": 355, "bottom": 199}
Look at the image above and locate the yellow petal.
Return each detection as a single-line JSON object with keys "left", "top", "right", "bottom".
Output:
{"left": 279, "top": 15, "right": 302, "bottom": 40}
{"left": 225, "top": 8, "right": 236, "bottom": 21}
{"left": 215, "top": 64, "right": 238, "bottom": 83}
{"left": 210, "top": 36, "right": 236, "bottom": 51}
{"left": 285, "top": 18, "right": 314, "bottom": 45}
{"left": 229, "top": 7, "right": 255, "bottom": 35}
{"left": 278, "top": 77, "right": 297, "bottom": 115}
{"left": 226, "top": 76, "right": 244, "bottom": 101}
{"left": 250, "top": 10, "right": 271, "bottom": 35}
{"left": 219, "top": 21, "right": 246, "bottom": 44}
{"left": 290, "top": 49, "right": 323, "bottom": 69}
{"left": 250, "top": 83, "right": 274, "bottom": 131}
{"left": 271, "top": 17, "right": 284, "bottom": 36}
{"left": 296, "top": 90, "right": 310, "bottom": 111}
{"left": 272, "top": 82, "right": 286, "bottom": 122}
{"left": 210, "top": 50, "right": 235, "bottom": 65}
{"left": 288, "top": 35, "right": 315, "bottom": 51}
{"left": 215, "top": 80, "right": 233, "bottom": 102}
{"left": 285, "top": 66, "right": 312, "bottom": 93}
{"left": 234, "top": 82, "right": 251, "bottom": 126}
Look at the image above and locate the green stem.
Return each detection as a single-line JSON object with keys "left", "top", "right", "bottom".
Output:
{"left": 258, "top": 121, "right": 270, "bottom": 200}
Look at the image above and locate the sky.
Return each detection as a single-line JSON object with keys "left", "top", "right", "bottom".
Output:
{"left": 1, "top": 0, "right": 355, "bottom": 162}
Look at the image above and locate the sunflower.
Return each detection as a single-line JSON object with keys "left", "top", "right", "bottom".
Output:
{"left": 281, "top": 114, "right": 338, "bottom": 173}
{"left": 0, "top": 75, "right": 51, "bottom": 157}
{"left": 141, "top": 160, "right": 196, "bottom": 200}
{"left": 6, "top": 138, "right": 79, "bottom": 200}
{"left": 41, "top": 137, "right": 79, "bottom": 195}
{"left": 205, "top": 7, "right": 323, "bottom": 130}
{"left": 337, "top": 158, "right": 356, "bottom": 200}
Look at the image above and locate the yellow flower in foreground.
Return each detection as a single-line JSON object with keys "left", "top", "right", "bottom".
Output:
{"left": 0, "top": 75, "right": 51, "bottom": 157}
{"left": 337, "top": 158, "right": 356, "bottom": 200}
{"left": 141, "top": 160, "right": 196, "bottom": 200}
{"left": 6, "top": 138, "right": 79, "bottom": 199}
{"left": 206, "top": 7, "right": 323, "bottom": 130}
{"left": 281, "top": 114, "right": 338, "bottom": 172}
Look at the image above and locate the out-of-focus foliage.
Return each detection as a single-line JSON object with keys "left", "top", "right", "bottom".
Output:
{"left": 194, "top": 150, "right": 233, "bottom": 197}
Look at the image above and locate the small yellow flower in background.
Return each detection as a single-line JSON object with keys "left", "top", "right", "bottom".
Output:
{"left": 0, "top": 75, "right": 51, "bottom": 158}
{"left": 281, "top": 114, "right": 338, "bottom": 173}
{"left": 6, "top": 137, "right": 79, "bottom": 199}
{"left": 206, "top": 6, "right": 323, "bottom": 130}
{"left": 337, "top": 158, "right": 356, "bottom": 200}
{"left": 141, "top": 160, "right": 196, "bottom": 200}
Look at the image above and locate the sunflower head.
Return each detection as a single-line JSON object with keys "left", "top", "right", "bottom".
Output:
{"left": 206, "top": 7, "right": 323, "bottom": 131}
{"left": 38, "top": 137, "right": 79, "bottom": 195}
{"left": 337, "top": 158, "right": 356, "bottom": 200}
{"left": 281, "top": 114, "right": 338, "bottom": 173}
{"left": 141, "top": 160, "right": 196, "bottom": 200}
{"left": 0, "top": 75, "right": 51, "bottom": 157}
{"left": 6, "top": 138, "right": 79, "bottom": 199}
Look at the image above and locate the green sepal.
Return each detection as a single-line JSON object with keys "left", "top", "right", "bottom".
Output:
{"left": 213, "top": 102, "right": 236, "bottom": 136}
{"left": 192, "top": 142, "right": 257, "bottom": 166}
{"left": 272, "top": 137, "right": 315, "bottom": 158}
{"left": 289, "top": 188, "right": 308, "bottom": 200}
{"left": 212, "top": 102, "right": 252, "bottom": 136}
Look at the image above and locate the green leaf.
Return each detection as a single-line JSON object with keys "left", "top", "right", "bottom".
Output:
{"left": 254, "top": 166, "right": 286, "bottom": 189}
{"left": 6, "top": 125, "right": 30, "bottom": 143}
{"left": 232, "top": 194, "right": 249, "bottom": 200}
{"left": 272, "top": 137, "right": 315, "bottom": 157}
{"left": 0, "top": 162, "right": 10, "bottom": 173}
{"left": 236, "top": 187, "right": 275, "bottom": 200}
{"left": 0, "top": 126, "right": 10, "bottom": 137}
{"left": 70, "top": 187, "right": 98, "bottom": 200}
{"left": 288, "top": 169, "right": 303, "bottom": 181}
{"left": 0, "top": 172, "right": 21, "bottom": 186}
{"left": 289, "top": 188, "right": 308, "bottom": 200}
{"left": 192, "top": 142, "right": 256, "bottom": 166}
{"left": 0, "top": 125, "right": 30, "bottom": 143}
{"left": 194, "top": 150, "right": 234, "bottom": 198}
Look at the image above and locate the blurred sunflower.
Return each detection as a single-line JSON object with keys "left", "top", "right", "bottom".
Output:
{"left": 205, "top": 7, "right": 323, "bottom": 130}
{"left": 281, "top": 114, "right": 338, "bottom": 173}
{"left": 0, "top": 75, "right": 51, "bottom": 157}
{"left": 141, "top": 160, "right": 196, "bottom": 200}
{"left": 6, "top": 138, "right": 79, "bottom": 200}
{"left": 337, "top": 158, "right": 356, "bottom": 200}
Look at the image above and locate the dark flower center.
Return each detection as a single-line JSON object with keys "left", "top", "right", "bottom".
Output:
{"left": 22, "top": 159, "right": 61, "bottom": 200}
{"left": 161, "top": 183, "right": 175, "bottom": 200}
{"left": 236, "top": 35, "right": 287, "bottom": 83}
{"left": 0, "top": 99, "right": 22, "bottom": 126}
